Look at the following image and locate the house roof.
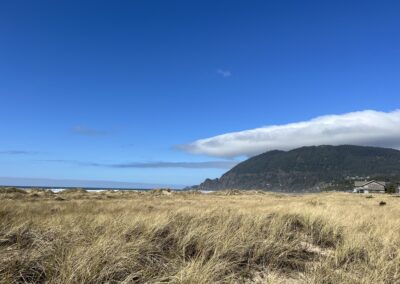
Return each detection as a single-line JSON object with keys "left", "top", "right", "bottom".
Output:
{"left": 354, "top": 180, "right": 386, "bottom": 187}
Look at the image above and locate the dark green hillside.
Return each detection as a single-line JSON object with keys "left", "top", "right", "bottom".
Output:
{"left": 198, "top": 145, "right": 400, "bottom": 192}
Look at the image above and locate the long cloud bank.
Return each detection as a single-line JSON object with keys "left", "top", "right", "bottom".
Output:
{"left": 179, "top": 110, "right": 400, "bottom": 158}
{"left": 41, "top": 160, "right": 238, "bottom": 169}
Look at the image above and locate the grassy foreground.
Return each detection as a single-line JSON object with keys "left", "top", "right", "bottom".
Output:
{"left": 1, "top": 189, "right": 400, "bottom": 283}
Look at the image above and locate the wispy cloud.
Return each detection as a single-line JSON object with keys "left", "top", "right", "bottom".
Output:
{"left": 41, "top": 160, "right": 238, "bottom": 169}
{"left": 178, "top": 110, "right": 400, "bottom": 158}
{"left": 0, "top": 150, "right": 38, "bottom": 155}
{"left": 71, "top": 125, "right": 109, "bottom": 137}
{"left": 217, "top": 69, "right": 231, "bottom": 77}
{"left": 104, "top": 161, "right": 238, "bottom": 169}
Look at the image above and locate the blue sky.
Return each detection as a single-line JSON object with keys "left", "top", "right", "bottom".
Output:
{"left": 1, "top": 1, "right": 399, "bottom": 187}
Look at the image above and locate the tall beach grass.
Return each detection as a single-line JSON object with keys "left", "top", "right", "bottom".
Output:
{"left": 0, "top": 189, "right": 399, "bottom": 283}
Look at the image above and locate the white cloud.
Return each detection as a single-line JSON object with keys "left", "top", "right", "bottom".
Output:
{"left": 179, "top": 110, "right": 400, "bottom": 158}
{"left": 217, "top": 69, "right": 231, "bottom": 77}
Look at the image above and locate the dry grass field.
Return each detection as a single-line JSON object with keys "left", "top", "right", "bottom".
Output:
{"left": 1, "top": 188, "right": 400, "bottom": 283}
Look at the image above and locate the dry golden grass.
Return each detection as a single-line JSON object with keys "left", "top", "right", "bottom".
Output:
{"left": 1, "top": 189, "right": 400, "bottom": 283}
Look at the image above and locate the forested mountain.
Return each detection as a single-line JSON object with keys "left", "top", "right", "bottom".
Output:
{"left": 197, "top": 145, "right": 400, "bottom": 192}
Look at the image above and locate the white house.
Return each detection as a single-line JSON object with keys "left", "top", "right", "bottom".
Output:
{"left": 353, "top": 180, "right": 386, "bottom": 194}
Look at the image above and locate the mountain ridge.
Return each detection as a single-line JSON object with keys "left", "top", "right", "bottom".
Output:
{"left": 197, "top": 145, "right": 400, "bottom": 192}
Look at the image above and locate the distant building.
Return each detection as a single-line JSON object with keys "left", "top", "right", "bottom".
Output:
{"left": 353, "top": 180, "right": 386, "bottom": 194}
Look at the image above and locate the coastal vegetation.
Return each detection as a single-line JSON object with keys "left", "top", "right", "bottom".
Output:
{"left": 1, "top": 189, "right": 400, "bottom": 283}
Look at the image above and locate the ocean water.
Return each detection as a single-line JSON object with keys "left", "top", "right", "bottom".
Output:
{"left": 2, "top": 186, "right": 154, "bottom": 193}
